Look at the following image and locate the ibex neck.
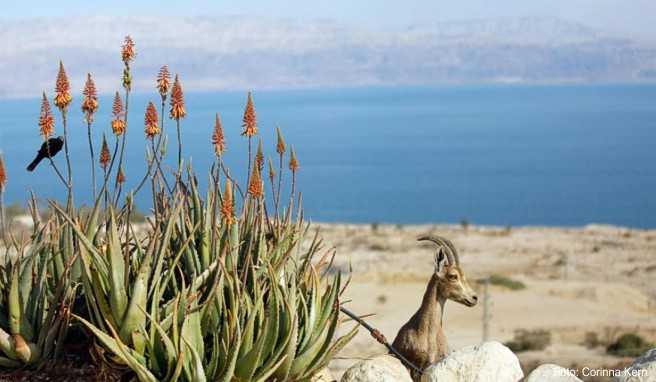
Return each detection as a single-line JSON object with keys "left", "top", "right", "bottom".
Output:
{"left": 417, "top": 275, "right": 446, "bottom": 330}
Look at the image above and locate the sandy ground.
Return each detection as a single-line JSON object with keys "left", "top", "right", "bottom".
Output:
{"left": 309, "top": 223, "right": 656, "bottom": 380}
{"left": 4, "top": 218, "right": 655, "bottom": 380}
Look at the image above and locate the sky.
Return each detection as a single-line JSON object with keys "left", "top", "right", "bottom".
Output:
{"left": 3, "top": 0, "right": 656, "bottom": 41}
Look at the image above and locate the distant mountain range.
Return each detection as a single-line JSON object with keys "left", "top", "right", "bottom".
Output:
{"left": 1, "top": 16, "right": 655, "bottom": 99}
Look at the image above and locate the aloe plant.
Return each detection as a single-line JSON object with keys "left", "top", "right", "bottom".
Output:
{"left": 0, "top": 213, "right": 75, "bottom": 368}
{"left": 50, "top": 168, "right": 356, "bottom": 381}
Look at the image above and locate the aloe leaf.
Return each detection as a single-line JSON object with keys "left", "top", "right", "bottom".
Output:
{"left": 119, "top": 243, "right": 153, "bottom": 350}
{"left": 75, "top": 315, "right": 156, "bottom": 382}
{"left": 0, "top": 355, "right": 21, "bottom": 368}
{"left": 304, "top": 323, "right": 360, "bottom": 379}
{"left": 217, "top": 321, "right": 242, "bottom": 382}
{"left": 182, "top": 336, "right": 207, "bottom": 382}
{"left": 8, "top": 266, "right": 22, "bottom": 336}
{"left": 106, "top": 209, "right": 128, "bottom": 324}
{"left": 0, "top": 327, "right": 17, "bottom": 360}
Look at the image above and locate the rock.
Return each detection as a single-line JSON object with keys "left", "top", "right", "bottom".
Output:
{"left": 421, "top": 341, "right": 523, "bottom": 382}
{"left": 616, "top": 347, "right": 656, "bottom": 382}
{"left": 526, "top": 364, "right": 582, "bottom": 381}
{"left": 312, "top": 367, "right": 335, "bottom": 382}
{"left": 12, "top": 214, "right": 33, "bottom": 228}
{"left": 341, "top": 354, "right": 413, "bottom": 382}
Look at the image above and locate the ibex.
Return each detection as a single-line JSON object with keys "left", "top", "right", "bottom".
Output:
{"left": 391, "top": 235, "right": 478, "bottom": 380}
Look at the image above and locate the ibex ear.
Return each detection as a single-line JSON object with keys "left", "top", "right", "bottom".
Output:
{"left": 434, "top": 248, "right": 449, "bottom": 275}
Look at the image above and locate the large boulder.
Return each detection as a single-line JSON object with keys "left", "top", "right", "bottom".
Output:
{"left": 421, "top": 341, "right": 523, "bottom": 382}
{"left": 616, "top": 347, "right": 656, "bottom": 382}
{"left": 341, "top": 354, "right": 413, "bottom": 382}
{"left": 526, "top": 364, "right": 582, "bottom": 382}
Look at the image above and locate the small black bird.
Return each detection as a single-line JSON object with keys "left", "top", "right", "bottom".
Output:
{"left": 27, "top": 136, "right": 65, "bottom": 172}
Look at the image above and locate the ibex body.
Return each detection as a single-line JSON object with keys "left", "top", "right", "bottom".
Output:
{"left": 391, "top": 236, "right": 478, "bottom": 380}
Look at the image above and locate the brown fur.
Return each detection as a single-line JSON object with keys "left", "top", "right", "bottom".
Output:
{"left": 391, "top": 237, "right": 478, "bottom": 380}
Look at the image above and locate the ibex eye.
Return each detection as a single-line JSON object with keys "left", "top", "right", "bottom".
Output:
{"left": 447, "top": 274, "right": 458, "bottom": 280}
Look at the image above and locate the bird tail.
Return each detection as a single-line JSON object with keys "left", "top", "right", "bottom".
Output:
{"left": 27, "top": 156, "right": 42, "bottom": 172}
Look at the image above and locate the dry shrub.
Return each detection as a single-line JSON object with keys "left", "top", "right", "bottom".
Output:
{"left": 505, "top": 329, "right": 552, "bottom": 352}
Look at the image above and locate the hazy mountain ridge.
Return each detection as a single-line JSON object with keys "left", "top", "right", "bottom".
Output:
{"left": 1, "top": 16, "right": 655, "bottom": 99}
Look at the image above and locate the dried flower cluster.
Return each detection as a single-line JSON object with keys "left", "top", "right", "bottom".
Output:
{"left": 289, "top": 148, "right": 299, "bottom": 172}
{"left": 0, "top": 154, "right": 6, "bottom": 192}
{"left": 144, "top": 102, "right": 160, "bottom": 138}
{"left": 121, "top": 36, "right": 135, "bottom": 64}
{"left": 255, "top": 140, "right": 264, "bottom": 173}
{"left": 211, "top": 113, "right": 225, "bottom": 157}
{"left": 220, "top": 179, "right": 235, "bottom": 225}
{"left": 111, "top": 92, "right": 125, "bottom": 136}
{"left": 268, "top": 158, "right": 276, "bottom": 183}
{"left": 248, "top": 166, "right": 264, "bottom": 198}
{"left": 241, "top": 92, "right": 257, "bottom": 137}
{"left": 169, "top": 75, "right": 186, "bottom": 120}
{"left": 121, "top": 36, "right": 135, "bottom": 90}
{"left": 39, "top": 93, "right": 55, "bottom": 139}
{"left": 54, "top": 61, "right": 72, "bottom": 110}
{"left": 81, "top": 73, "right": 99, "bottom": 122}
{"left": 116, "top": 166, "right": 125, "bottom": 184}
{"left": 157, "top": 65, "right": 171, "bottom": 99}
{"left": 99, "top": 136, "right": 111, "bottom": 169}
{"left": 276, "top": 127, "right": 286, "bottom": 154}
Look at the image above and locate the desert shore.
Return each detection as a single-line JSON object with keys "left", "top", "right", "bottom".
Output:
{"left": 308, "top": 223, "right": 656, "bottom": 379}
{"left": 3, "top": 218, "right": 655, "bottom": 380}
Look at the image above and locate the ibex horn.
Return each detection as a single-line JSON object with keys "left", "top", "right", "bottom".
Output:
{"left": 417, "top": 235, "right": 460, "bottom": 265}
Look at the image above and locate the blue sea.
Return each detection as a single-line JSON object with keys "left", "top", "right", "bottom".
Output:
{"left": 1, "top": 85, "right": 655, "bottom": 227}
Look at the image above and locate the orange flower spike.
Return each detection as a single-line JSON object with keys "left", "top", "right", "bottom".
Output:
{"left": 54, "top": 61, "right": 72, "bottom": 110}
{"left": 99, "top": 136, "right": 111, "bottom": 169}
{"left": 241, "top": 92, "right": 257, "bottom": 137}
{"left": 121, "top": 35, "right": 136, "bottom": 64}
{"left": 212, "top": 113, "right": 226, "bottom": 157}
{"left": 220, "top": 179, "right": 235, "bottom": 225}
{"left": 157, "top": 65, "right": 171, "bottom": 99}
{"left": 111, "top": 92, "right": 126, "bottom": 136}
{"left": 81, "top": 73, "right": 99, "bottom": 123}
{"left": 0, "top": 154, "right": 7, "bottom": 192}
{"left": 169, "top": 74, "right": 186, "bottom": 120}
{"left": 39, "top": 92, "right": 55, "bottom": 139}
{"left": 144, "top": 102, "right": 160, "bottom": 139}
{"left": 255, "top": 139, "right": 264, "bottom": 172}
{"left": 116, "top": 166, "right": 126, "bottom": 184}
{"left": 289, "top": 147, "right": 299, "bottom": 172}
{"left": 276, "top": 127, "right": 286, "bottom": 154}
{"left": 268, "top": 157, "right": 276, "bottom": 184}
{"left": 247, "top": 165, "right": 264, "bottom": 198}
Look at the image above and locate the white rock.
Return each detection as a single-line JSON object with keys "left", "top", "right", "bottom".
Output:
{"left": 421, "top": 341, "right": 523, "bottom": 382}
{"left": 12, "top": 214, "right": 33, "bottom": 228}
{"left": 616, "top": 348, "right": 656, "bottom": 382}
{"left": 341, "top": 354, "right": 413, "bottom": 382}
{"left": 526, "top": 364, "right": 582, "bottom": 382}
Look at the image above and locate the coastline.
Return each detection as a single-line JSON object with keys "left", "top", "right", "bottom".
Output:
{"left": 309, "top": 222, "right": 656, "bottom": 379}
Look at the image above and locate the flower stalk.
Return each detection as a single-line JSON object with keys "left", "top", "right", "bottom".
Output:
{"left": 82, "top": 73, "right": 99, "bottom": 198}
{"left": 289, "top": 146, "right": 299, "bottom": 202}
{"left": 54, "top": 61, "right": 74, "bottom": 208}
{"left": 275, "top": 127, "right": 286, "bottom": 217}
{"left": 152, "top": 65, "right": 171, "bottom": 189}
{"left": 100, "top": 135, "right": 111, "bottom": 210}
{"left": 169, "top": 74, "right": 186, "bottom": 184}
{"left": 241, "top": 92, "right": 257, "bottom": 185}
{"left": 39, "top": 92, "right": 67, "bottom": 188}
{"left": 115, "top": 36, "right": 135, "bottom": 197}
